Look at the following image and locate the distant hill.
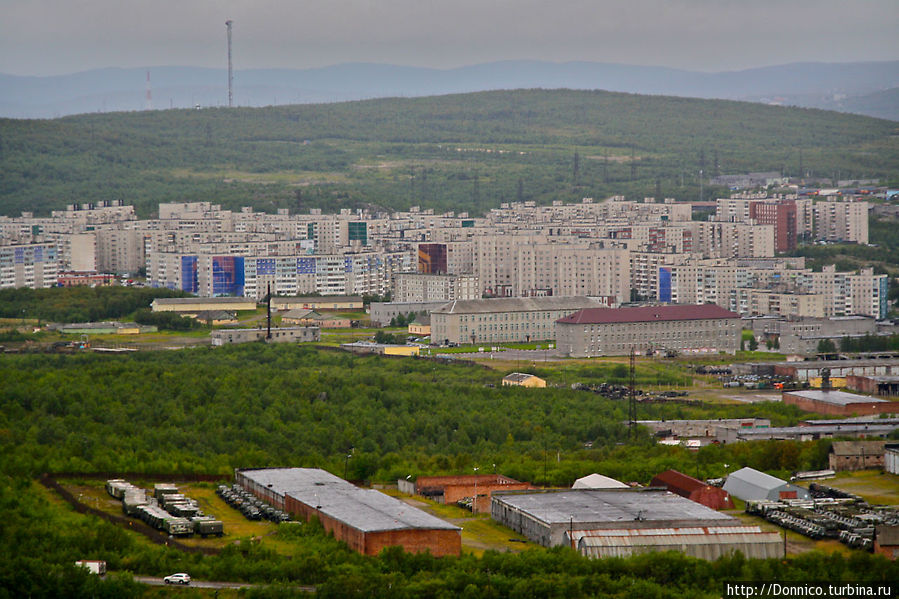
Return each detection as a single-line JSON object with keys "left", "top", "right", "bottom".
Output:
{"left": 1, "top": 60, "right": 897, "bottom": 120}
{"left": 1, "top": 89, "right": 897, "bottom": 219}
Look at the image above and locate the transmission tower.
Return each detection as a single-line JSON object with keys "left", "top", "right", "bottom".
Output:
{"left": 145, "top": 70, "right": 152, "bottom": 111}
{"left": 226, "top": 20, "right": 234, "bottom": 107}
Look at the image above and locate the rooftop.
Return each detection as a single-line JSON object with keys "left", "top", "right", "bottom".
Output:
{"left": 153, "top": 297, "right": 254, "bottom": 305}
{"left": 239, "top": 468, "right": 459, "bottom": 533}
{"left": 432, "top": 296, "right": 599, "bottom": 315}
{"left": 725, "top": 467, "right": 791, "bottom": 492}
{"left": 492, "top": 489, "right": 737, "bottom": 527}
{"left": 557, "top": 304, "right": 739, "bottom": 325}
{"left": 787, "top": 389, "right": 892, "bottom": 406}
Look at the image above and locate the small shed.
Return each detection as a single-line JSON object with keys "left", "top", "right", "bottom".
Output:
{"left": 828, "top": 441, "right": 886, "bottom": 471}
{"left": 650, "top": 469, "right": 735, "bottom": 510}
{"left": 722, "top": 467, "right": 810, "bottom": 502}
{"left": 502, "top": 373, "right": 547, "bottom": 388}
{"left": 192, "top": 310, "right": 237, "bottom": 325}
{"left": 572, "top": 473, "right": 629, "bottom": 489}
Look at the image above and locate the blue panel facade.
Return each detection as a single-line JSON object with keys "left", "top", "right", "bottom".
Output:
{"left": 298, "top": 258, "right": 316, "bottom": 274}
{"left": 879, "top": 276, "right": 888, "bottom": 320}
{"left": 658, "top": 267, "right": 672, "bottom": 302}
{"left": 212, "top": 256, "right": 245, "bottom": 296}
{"left": 181, "top": 256, "right": 198, "bottom": 293}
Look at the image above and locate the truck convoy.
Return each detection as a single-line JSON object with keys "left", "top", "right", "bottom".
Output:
{"left": 105, "top": 479, "right": 223, "bottom": 537}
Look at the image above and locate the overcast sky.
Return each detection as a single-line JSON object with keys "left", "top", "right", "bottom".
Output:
{"left": 1, "top": 0, "right": 897, "bottom": 76}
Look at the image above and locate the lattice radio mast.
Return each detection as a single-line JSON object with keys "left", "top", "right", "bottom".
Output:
{"left": 145, "top": 70, "right": 152, "bottom": 110}
{"left": 225, "top": 20, "right": 234, "bottom": 107}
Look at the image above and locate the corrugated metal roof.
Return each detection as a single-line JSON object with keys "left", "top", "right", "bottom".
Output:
{"left": 830, "top": 440, "right": 887, "bottom": 456}
{"left": 724, "top": 467, "right": 785, "bottom": 492}
{"left": 432, "top": 296, "right": 599, "bottom": 315}
{"left": 650, "top": 470, "right": 707, "bottom": 494}
{"left": 239, "top": 468, "right": 460, "bottom": 533}
{"left": 492, "top": 489, "right": 737, "bottom": 527}
{"left": 557, "top": 304, "right": 739, "bottom": 325}
{"left": 577, "top": 530, "right": 782, "bottom": 560}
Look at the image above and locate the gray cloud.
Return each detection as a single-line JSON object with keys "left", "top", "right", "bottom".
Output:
{"left": 0, "top": 0, "right": 896, "bottom": 75}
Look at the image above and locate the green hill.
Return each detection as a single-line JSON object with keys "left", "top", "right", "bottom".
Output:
{"left": 1, "top": 89, "right": 897, "bottom": 217}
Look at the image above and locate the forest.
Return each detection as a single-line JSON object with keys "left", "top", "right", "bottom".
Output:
{"left": 2, "top": 89, "right": 898, "bottom": 219}
{"left": 1, "top": 344, "right": 897, "bottom": 596}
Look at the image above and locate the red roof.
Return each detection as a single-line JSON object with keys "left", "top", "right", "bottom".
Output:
{"left": 651, "top": 469, "right": 707, "bottom": 494}
{"left": 557, "top": 304, "right": 739, "bottom": 325}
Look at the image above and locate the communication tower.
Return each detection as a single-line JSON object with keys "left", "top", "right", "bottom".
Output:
{"left": 225, "top": 20, "right": 233, "bottom": 107}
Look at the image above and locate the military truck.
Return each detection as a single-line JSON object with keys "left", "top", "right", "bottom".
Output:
{"left": 191, "top": 516, "right": 224, "bottom": 537}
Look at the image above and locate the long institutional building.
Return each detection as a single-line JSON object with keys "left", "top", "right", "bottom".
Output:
{"left": 0, "top": 194, "right": 886, "bottom": 321}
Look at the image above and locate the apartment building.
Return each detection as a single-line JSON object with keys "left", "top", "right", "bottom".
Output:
{"left": 0, "top": 242, "right": 58, "bottom": 289}
{"left": 392, "top": 273, "right": 479, "bottom": 302}
{"left": 814, "top": 198, "right": 868, "bottom": 244}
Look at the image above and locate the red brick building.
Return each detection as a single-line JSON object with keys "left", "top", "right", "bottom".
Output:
{"left": 237, "top": 468, "right": 461, "bottom": 557}
{"left": 414, "top": 474, "right": 533, "bottom": 514}
{"left": 650, "top": 469, "right": 735, "bottom": 510}
{"left": 750, "top": 199, "right": 797, "bottom": 252}
{"left": 782, "top": 389, "right": 899, "bottom": 416}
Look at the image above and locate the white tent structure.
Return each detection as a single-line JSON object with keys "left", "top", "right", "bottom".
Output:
{"left": 572, "top": 473, "right": 629, "bottom": 489}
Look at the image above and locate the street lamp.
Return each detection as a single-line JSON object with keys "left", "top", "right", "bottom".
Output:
{"left": 344, "top": 447, "right": 354, "bottom": 480}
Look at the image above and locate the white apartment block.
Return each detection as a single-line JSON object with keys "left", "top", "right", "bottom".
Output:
{"left": 392, "top": 273, "right": 480, "bottom": 303}
{"left": 814, "top": 198, "right": 868, "bottom": 244}
{"left": 0, "top": 243, "right": 58, "bottom": 289}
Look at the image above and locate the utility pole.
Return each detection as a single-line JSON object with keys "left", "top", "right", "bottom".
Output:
{"left": 225, "top": 20, "right": 234, "bottom": 108}
{"left": 628, "top": 347, "right": 637, "bottom": 440}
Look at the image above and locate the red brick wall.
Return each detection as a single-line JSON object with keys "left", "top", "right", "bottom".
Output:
{"left": 783, "top": 393, "right": 898, "bottom": 416}
{"left": 282, "top": 495, "right": 459, "bottom": 556}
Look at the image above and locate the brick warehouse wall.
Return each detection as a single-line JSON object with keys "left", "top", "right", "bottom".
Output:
{"left": 283, "top": 494, "right": 461, "bottom": 557}
{"left": 782, "top": 393, "right": 899, "bottom": 416}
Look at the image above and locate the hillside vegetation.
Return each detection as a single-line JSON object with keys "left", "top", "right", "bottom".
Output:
{"left": 2, "top": 89, "right": 897, "bottom": 217}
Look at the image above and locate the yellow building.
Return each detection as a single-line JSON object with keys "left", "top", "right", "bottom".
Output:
{"left": 408, "top": 315, "right": 431, "bottom": 337}
{"left": 272, "top": 296, "right": 363, "bottom": 311}
{"left": 151, "top": 297, "right": 257, "bottom": 313}
{"left": 502, "top": 373, "right": 547, "bottom": 388}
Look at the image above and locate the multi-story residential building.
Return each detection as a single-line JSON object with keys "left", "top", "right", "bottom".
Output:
{"left": 430, "top": 296, "right": 603, "bottom": 345}
{"left": 392, "top": 273, "right": 480, "bottom": 302}
{"left": 0, "top": 242, "right": 58, "bottom": 289}
{"left": 556, "top": 304, "right": 740, "bottom": 357}
{"left": 814, "top": 198, "right": 868, "bottom": 244}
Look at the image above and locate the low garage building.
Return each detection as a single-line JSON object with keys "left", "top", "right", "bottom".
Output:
{"left": 828, "top": 441, "right": 886, "bottom": 471}
{"left": 782, "top": 389, "right": 899, "bottom": 417}
{"left": 236, "top": 468, "right": 461, "bottom": 557}
{"left": 722, "top": 467, "right": 810, "bottom": 502}
{"left": 490, "top": 488, "right": 780, "bottom": 559}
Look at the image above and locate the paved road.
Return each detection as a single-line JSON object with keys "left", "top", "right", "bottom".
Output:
{"left": 133, "top": 575, "right": 257, "bottom": 590}
{"left": 123, "top": 574, "right": 317, "bottom": 592}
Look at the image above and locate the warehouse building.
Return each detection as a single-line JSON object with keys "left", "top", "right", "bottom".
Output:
{"left": 717, "top": 423, "right": 899, "bottom": 443}
{"left": 430, "top": 296, "right": 602, "bottom": 346}
{"left": 846, "top": 375, "right": 899, "bottom": 397}
{"left": 271, "top": 296, "right": 363, "bottom": 311}
{"left": 210, "top": 326, "right": 320, "bottom": 345}
{"left": 828, "top": 441, "right": 887, "bottom": 471}
{"left": 782, "top": 389, "right": 899, "bottom": 416}
{"left": 576, "top": 525, "right": 781, "bottom": 560}
{"left": 490, "top": 488, "right": 776, "bottom": 554}
{"left": 722, "top": 467, "right": 810, "bottom": 502}
{"left": 409, "top": 474, "right": 533, "bottom": 514}
{"left": 572, "top": 474, "right": 629, "bottom": 489}
{"left": 773, "top": 359, "right": 899, "bottom": 382}
{"left": 650, "top": 470, "right": 734, "bottom": 510}
{"left": 236, "top": 468, "right": 461, "bottom": 556}
{"left": 556, "top": 304, "right": 740, "bottom": 358}
{"left": 151, "top": 296, "right": 257, "bottom": 313}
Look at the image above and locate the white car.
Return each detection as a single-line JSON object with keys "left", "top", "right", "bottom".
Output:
{"left": 163, "top": 573, "right": 191, "bottom": 585}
